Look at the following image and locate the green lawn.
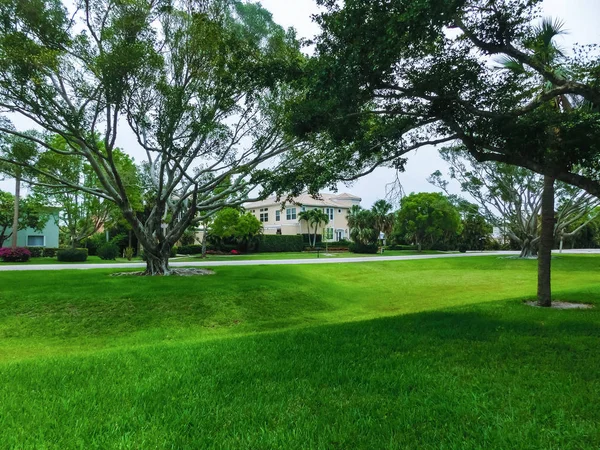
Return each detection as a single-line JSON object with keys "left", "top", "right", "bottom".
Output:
{"left": 0, "top": 255, "right": 144, "bottom": 265}
{"left": 1, "top": 256, "right": 599, "bottom": 448}
{"left": 177, "top": 249, "right": 448, "bottom": 261}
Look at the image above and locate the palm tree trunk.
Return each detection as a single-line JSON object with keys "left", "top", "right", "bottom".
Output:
{"left": 10, "top": 172, "right": 20, "bottom": 249}
{"left": 537, "top": 175, "right": 555, "bottom": 307}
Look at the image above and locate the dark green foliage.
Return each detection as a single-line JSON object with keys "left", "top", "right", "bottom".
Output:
{"left": 210, "top": 208, "right": 263, "bottom": 253}
{"left": 387, "top": 244, "right": 418, "bottom": 251}
{"left": 42, "top": 247, "right": 58, "bottom": 257}
{"left": 333, "top": 239, "right": 352, "bottom": 248}
{"left": 349, "top": 243, "right": 378, "bottom": 254}
{"left": 97, "top": 243, "right": 119, "bottom": 261}
{"left": 26, "top": 246, "right": 44, "bottom": 257}
{"left": 458, "top": 244, "right": 469, "bottom": 253}
{"left": 177, "top": 245, "right": 204, "bottom": 255}
{"left": 394, "top": 193, "right": 462, "bottom": 250}
{"left": 259, "top": 235, "right": 304, "bottom": 253}
{"left": 81, "top": 233, "right": 106, "bottom": 256}
{"left": 301, "top": 233, "right": 322, "bottom": 245}
{"left": 56, "top": 248, "right": 88, "bottom": 262}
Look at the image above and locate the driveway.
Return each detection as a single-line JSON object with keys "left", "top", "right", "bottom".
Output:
{"left": 1, "top": 249, "right": 598, "bottom": 271}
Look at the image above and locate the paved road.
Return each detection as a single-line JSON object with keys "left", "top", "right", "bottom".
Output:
{"left": 1, "top": 249, "right": 599, "bottom": 271}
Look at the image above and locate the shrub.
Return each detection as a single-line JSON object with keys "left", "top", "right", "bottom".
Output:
{"left": 301, "top": 233, "right": 322, "bottom": 245}
{"left": 97, "top": 243, "right": 119, "bottom": 260}
{"left": 81, "top": 233, "right": 106, "bottom": 256}
{"left": 27, "top": 246, "right": 44, "bottom": 257}
{"left": 0, "top": 247, "right": 31, "bottom": 262}
{"left": 57, "top": 248, "right": 88, "bottom": 262}
{"left": 349, "top": 243, "right": 378, "bottom": 254}
{"left": 484, "top": 239, "right": 501, "bottom": 251}
{"left": 230, "top": 249, "right": 239, "bottom": 255}
{"left": 124, "top": 247, "right": 135, "bottom": 261}
{"left": 386, "top": 244, "right": 418, "bottom": 251}
{"left": 430, "top": 242, "right": 451, "bottom": 251}
{"left": 177, "top": 244, "right": 204, "bottom": 255}
{"left": 334, "top": 239, "right": 352, "bottom": 248}
{"left": 458, "top": 244, "right": 469, "bottom": 253}
{"left": 42, "top": 247, "right": 59, "bottom": 257}
{"left": 259, "top": 235, "right": 304, "bottom": 253}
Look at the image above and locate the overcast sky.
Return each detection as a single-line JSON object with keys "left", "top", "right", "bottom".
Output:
{"left": 2, "top": 0, "right": 599, "bottom": 209}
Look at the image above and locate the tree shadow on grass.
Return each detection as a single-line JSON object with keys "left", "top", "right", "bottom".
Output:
{"left": 1, "top": 297, "right": 600, "bottom": 449}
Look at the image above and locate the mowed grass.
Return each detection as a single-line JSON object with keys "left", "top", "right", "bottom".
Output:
{"left": 0, "top": 255, "right": 144, "bottom": 265}
{"left": 177, "top": 249, "right": 447, "bottom": 261}
{"left": 0, "top": 256, "right": 599, "bottom": 448}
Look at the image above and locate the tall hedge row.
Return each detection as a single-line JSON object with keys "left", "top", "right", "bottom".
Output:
{"left": 259, "top": 235, "right": 304, "bottom": 253}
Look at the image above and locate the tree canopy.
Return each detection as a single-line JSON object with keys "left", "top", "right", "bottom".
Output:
{"left": 0, "top": 0, "right": 305, "bottom": 274}
{"left": 394, "top": 193, "right": 462, "bottom": 249}
{"left": 267, "top": 0, "right": 600, "bottom": 199}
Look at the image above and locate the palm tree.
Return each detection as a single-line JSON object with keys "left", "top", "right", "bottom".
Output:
{"left": 371, "top": 200, "right": 395, "bottom": 241}
{"left": 298, "top": 209, "right": 314, "bottom": 245}
{"left": 347, "top": 206, "right": 378, "bottom": 245}
{"left": 310, "top": 209, "right": 330, "bottom": 247}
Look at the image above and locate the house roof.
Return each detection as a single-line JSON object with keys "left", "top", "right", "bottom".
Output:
{"left": 245, "top": 192, "right": 361, "bottom": 209}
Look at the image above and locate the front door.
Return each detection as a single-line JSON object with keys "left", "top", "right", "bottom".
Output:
{"left": 336, "top": 230, "right": 343, "bottom": 242}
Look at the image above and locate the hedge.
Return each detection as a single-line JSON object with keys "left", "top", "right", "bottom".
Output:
{"left": 349, "top": 243, "right": 379, "bottom": 254}
{"left": 57, "top": 248, "right": 88, "bottom": 262}
{"left": 26, "top": 246, "right": 44, "bottom": 257}
{"left": 42, "top": 247, "right": 59, "bottom": 257}
{"left": 177, "top": 244, "right": 204, "bottom": 255}
{"left": 301, "top": 233, "right": 322, "bottom": 245}
{"left": 259, "top": 235, "right": 304, "bottom": 253}
{"left": 386, "top": 244, "right": 418, "bottom": 251}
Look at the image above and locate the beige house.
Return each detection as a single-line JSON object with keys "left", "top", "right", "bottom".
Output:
{"left": 244, "top": 193, "right": 361, "bottom": 241}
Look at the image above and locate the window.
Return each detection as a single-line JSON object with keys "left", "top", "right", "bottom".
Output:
{"left": 27, "top": 235, "right": 44, "bottom": 247}
{"left": 286, "top": 207, "right": 297, "bottom": 220}
{"left": 275, "top": 210, "right": 281, "bottom": 221}
{"left": 325, "top": 228, "right": 334, "bottom": 240}
{"left": 326, "top": 208, "right": 334, "bottom": 221}
{"left": 301, "top": 206, "right": 306, "bottom": 212}
{"left": 259, "top": 208, "right": 269, "bottom": 223}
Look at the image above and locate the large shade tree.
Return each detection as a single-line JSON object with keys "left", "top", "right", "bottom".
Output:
{"left": 265, "top": 0, "right": 600, "bottom": 307}
{"left": 0, "top": 0, "right": 304, "bottom": 274}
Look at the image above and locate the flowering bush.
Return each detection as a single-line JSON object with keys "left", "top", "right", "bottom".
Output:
{"left": 230, "top": 249, "right": 240, "bottom": 255}
{"left": 0, "top": 247, "right": 32, "bottom": 262}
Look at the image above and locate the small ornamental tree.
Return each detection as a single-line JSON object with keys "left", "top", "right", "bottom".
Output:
{"left": 394, "top": 193, "right": 461, "bottom": 251}
{"left": 210, "top": 208, "right": 262, "bottom": 252}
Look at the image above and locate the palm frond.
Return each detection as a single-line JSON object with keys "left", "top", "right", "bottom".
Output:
{"left": 493, "top": 55, "right": 526, "bottom": 74}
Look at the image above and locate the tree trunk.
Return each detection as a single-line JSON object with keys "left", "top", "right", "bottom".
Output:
{"left": 201, "top": 228, "right": 208, "bottom": 259}
{"left": 519, "top": 239, "right": 538, "bottom": 258}
{"left": 144, "top": 248, "right": 171, "bottom": 276}
{"left": 537, "top": 175, "right": 555, "bottom": 307}
{"left": 10, "top": 172, "right": 20, "bottom": 249}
